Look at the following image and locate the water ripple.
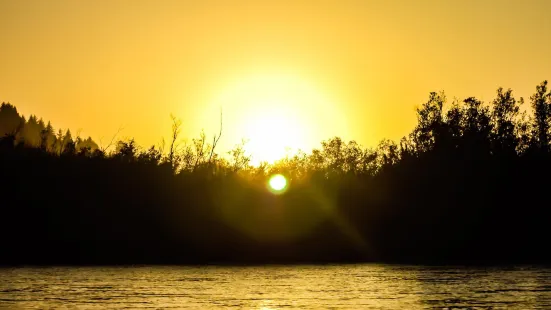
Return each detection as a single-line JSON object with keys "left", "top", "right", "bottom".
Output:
{"left": 0, "top": 265, "right": 550, "bottom": 309}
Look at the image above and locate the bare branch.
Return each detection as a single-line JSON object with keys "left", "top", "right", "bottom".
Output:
{"left": 158, "top": 137, "right": 166, "bottom": 155}
{"left": 100, "top": 126, "right": 124, "bottom": 153}
{"left": 193, "top": 131, "right": 206, "bottom": 171}
{"left": 208, "top": 108, "right": 223, "bottom": 163}
{"left": 168, "top": 114, "right": 182, "bottom": 169}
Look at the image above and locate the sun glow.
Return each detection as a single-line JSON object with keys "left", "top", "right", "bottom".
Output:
{"left": 204, "top": 72, "right": 348, "bottom": 165}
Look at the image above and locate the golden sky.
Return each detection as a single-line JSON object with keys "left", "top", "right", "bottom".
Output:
{"left": 1, "top": 0, "right": 551, "bottom": 162}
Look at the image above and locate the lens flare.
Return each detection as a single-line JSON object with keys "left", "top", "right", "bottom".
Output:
{"left": 268, "top": 174, "right": 288, "bottom": 194}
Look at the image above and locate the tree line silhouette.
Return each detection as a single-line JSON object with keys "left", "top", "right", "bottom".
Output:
{"left": 1, "top": 81, "right": 551, "bottom": 265}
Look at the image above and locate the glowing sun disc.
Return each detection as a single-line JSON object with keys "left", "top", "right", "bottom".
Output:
{"left": 268, "top": 174, "right": 288, "bottom": 194}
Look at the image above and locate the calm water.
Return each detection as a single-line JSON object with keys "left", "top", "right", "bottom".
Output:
{"left": 1, "top": 265, "right": 550, "bottom": 309}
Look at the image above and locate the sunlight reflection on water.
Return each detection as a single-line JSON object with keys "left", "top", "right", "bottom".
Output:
{"left": 0, "top": 265, "right": 550, "bottom": 309}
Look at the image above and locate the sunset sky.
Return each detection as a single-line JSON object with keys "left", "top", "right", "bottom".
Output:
{"left": 1, "top": 0, "right": 551, "bottom": 162}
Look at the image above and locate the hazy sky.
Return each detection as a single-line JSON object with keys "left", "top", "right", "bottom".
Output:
{"left": 1, "top": 0, "right": 551, "bottom": 162}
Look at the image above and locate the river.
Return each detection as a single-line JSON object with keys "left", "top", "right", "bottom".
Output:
{"left": 1, "top": 265, "right": 550, "bottom": 309}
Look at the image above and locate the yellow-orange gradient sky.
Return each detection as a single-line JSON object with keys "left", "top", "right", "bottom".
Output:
{"left": 1, "top": 0, "right": 551, "bottom": 162}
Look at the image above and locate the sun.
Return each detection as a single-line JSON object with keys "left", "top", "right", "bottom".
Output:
{"left": 268, "top": 174, "right": 288, "bottom": 194}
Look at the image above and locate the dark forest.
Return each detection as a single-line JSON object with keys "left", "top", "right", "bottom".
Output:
{"left": 2, "top": 81, "right": 551, "bottom": 265}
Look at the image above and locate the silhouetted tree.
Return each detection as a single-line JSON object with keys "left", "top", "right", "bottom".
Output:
{"left": 413, "top": 91, "right": 445, "bottom": 153}
{"left": 462, "top": 97, "right": 492, "bottom": 155}
{"left": 491, "top": 88, "right": 521, "bottom": 156}
{"left": 137, "top": 146, "right": 162, "bottom": 165}
{"left": 228, "top": 139, "right": 251, "bottom": 172}
{"left": 62, "top": 129, "right": 76, "bottom": 155}
{"left": 530, "top": 80, "right": 551, "bottom": 152}
{"left": 0, "top": 102, "right": 22, "bottom": 137}
{"left": 114, "top": 139, "right": 138, "bottom": 162}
